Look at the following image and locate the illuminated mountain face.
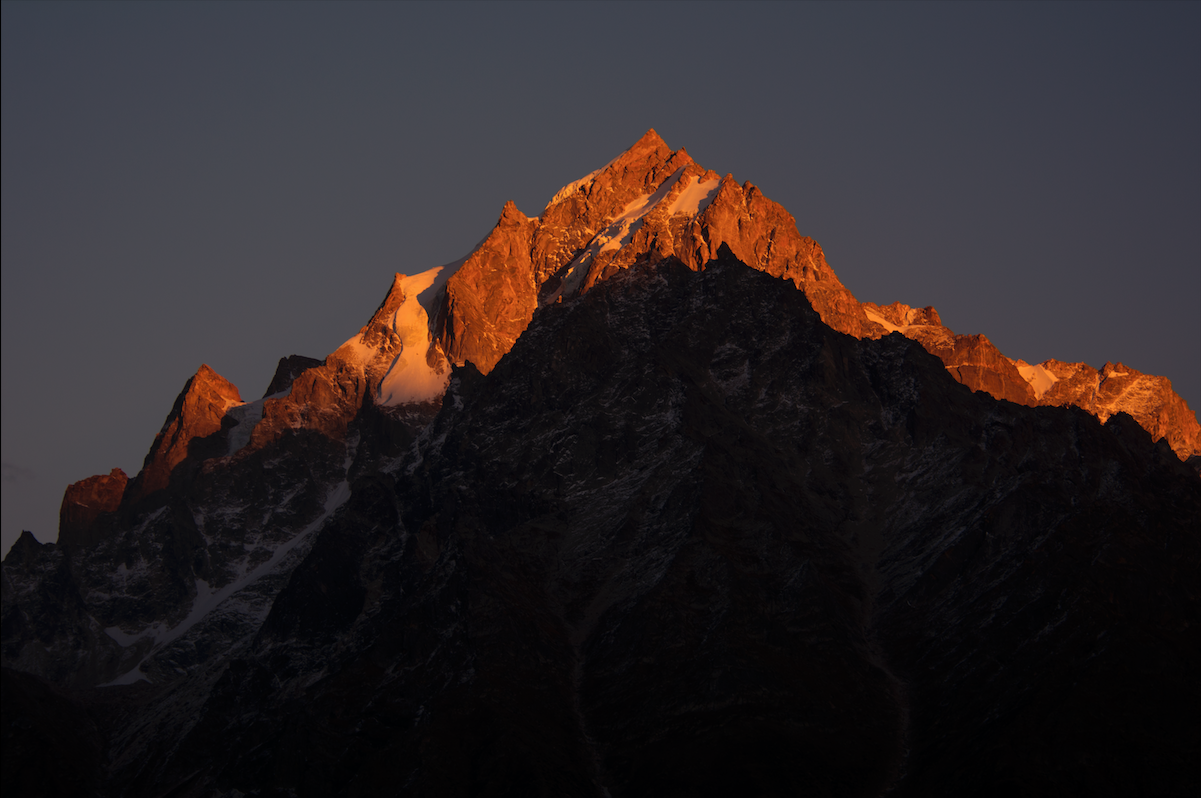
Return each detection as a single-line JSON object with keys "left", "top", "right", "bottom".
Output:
{"left": 319, "top": 129, "right": 1201, "bottom": 458}
{"left": 2, "top": 135, "right": 1198, "bottom": 798}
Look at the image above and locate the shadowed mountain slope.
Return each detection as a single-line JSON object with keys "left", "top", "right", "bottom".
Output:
{"left": 4, "top": 251, "right": 1197, "bottom": 796}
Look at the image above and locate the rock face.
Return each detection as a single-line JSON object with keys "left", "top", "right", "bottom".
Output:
{"left": 262, "top": 355, "right": 323, "bottom": 398}
{"left": 2, "top": 346, "right": 392, "bottom": 689}
{"left": 863, "top": 301, "right": 1037, "bottom": 406}
{"left": 438, "top": 200, "right": 541, "bottom": 374}
{"left": 131, "top": 364, "right": 243, "bottom": 501}
{"left": 3, "top": 134, "right": 1200, "bottom": 796}
{"left": 863, "top": 300, "right": 1200, "bottom": 458}
{"left": 57, "top": 468, "right": 128, "bottom": 550}
{"left": 1037, "top": 359, "right": 1201, "bottom": 457}
{"left": 135, "top": 365, "right": 242, "bottom": 495}
{"left": 431, "top": 128, "right": 877, "bottom": 383}
{"left": 199, "top": 128, "right": 1196, "bottom": 462}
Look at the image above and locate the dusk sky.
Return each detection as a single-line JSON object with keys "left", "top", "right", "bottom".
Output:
{"left": 3, "top": 1, "right": 1199, "bottom": 556}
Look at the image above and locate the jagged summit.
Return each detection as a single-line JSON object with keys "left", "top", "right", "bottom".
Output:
{"left": 408, "top": 131, "right": 877, "bottom": 392}
{"left": 861, "top": 298, "right": 1201, "bottom": 456}
{"left": 545, "top": 128, "right": 675, "bottom": 207}
{"left": 498, "top": 198, "right": 527, "bottom": 223}
{"left": 100, "top": 131, "right": 1191, "bottom": 461}
{"left": 342, "top": 130, "right": 1196, "bottom": 458}
{"left": 630, "top": 126, "right": 669, "bottom": 152}
{"left": 58, "top": 468, "right": 127, "bottom": 550}
{"left": 50, "top": 131, "right": 1197, "bottom": 468}
{"left": 19, "top": 130, "right": 1198, "bottom": 573}
{"left": 3, "top": 133, "right": 1198, "bottom": 796}
{"left": 135, "top": 364, "right": 242, "bottom": 499}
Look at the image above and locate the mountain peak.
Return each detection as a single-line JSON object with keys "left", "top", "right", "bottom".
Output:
{"left": 597, "top": 128, "right": 677, "bottom": 184}
{"left": 135, "top": 365, "right": 242, "bottom": 498}
{"left": 638, "top": 127, "right": 665, "bottom": 145}
{"left": 296, "top": 130, "right": 1200, "bottom": 459}
{"left": 499, "top": 199, "right": 528, "bottom": 225}
{"left": 422, "top": 130, "right": 878, "bottom": 384}
{"left": 365, "top": 273, "right": 409, "bottom": 328}
{"left": 617, "top": 128, "right": 669, "bottom": 163}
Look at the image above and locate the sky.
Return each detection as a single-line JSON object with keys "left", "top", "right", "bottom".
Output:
{"left": 3, "top": 1, "right": 1199, "bottom": 556}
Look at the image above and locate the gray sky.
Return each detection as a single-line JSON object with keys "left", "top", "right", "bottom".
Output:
{"left": 4, "top": 1, "right": 1199, "bottom": 556}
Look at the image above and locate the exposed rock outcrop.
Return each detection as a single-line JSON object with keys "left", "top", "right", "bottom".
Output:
{"left": 863, "top": 300, "right": 1036, "bottom": 405}
{"left": 56, "top": 468, "right": 128, "bottom": 550}
{"left": 262, "top": 355, "right": 323, "bottom": 398}
{"left": 432, "top": 129, "right": 877, "bottom": 382}
{"left": 438, "top": 200, "right": 540, "bottom": 374}
{"left": 1038, "top": 360, "right": 1201, "bottom": 457}
{"left": 132, "top": 365, "right": 242, "bottom": 500}
{"left": 863, "top": 300, "right": 1199, "bottom": 458}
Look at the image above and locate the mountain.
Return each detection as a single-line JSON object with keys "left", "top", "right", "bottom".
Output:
{"left": 3, "top": 132, "right": 1199, "bottom": 797}
{"left": 310, "top": 128, "right": 1201, "bottom": 460}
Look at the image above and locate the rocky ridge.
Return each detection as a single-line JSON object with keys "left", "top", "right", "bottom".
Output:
{"left": 1036, "top": 358, "right": 1201, "bottom": 457}
{"left": 863, "top": 300, "right": 1201, "bottom": 458}
{"left": 348, "top": 129, "right": 1199, "bottom": 459}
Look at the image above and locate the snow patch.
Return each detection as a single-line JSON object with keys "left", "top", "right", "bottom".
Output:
{"left": 105, "top": 664, "right": 152, "bottom": 686}
{"left": 547, "top": 168, "right": 601, "bottom": 207}
{"left": 863, "top": 307, "right": 903, "bottom": 334}
{"left": 376, "top": 268, "right": 453, "bottom": 405}
{"left": 598, "top": 193, "right": 655, "bottom": 253}
{"left": 1013, "top": 360, "right": 1059, "bottom": 399}
{"left": 666, "top": 175, "right": 720, "bottom": 218}
{"left": 544, "top": 147, "right": 634, "bottom": 209}
{"left": 337, "top": 253, "right": 470, "bottom": 406}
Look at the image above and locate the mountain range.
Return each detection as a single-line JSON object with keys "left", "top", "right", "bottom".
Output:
{"left": 3, "top": 131, "right": 1198, "bottom": 797}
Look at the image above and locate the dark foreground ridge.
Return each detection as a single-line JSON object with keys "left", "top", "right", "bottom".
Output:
{"left": 4, "top": 251, "right": 1200, "bottom": 797}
